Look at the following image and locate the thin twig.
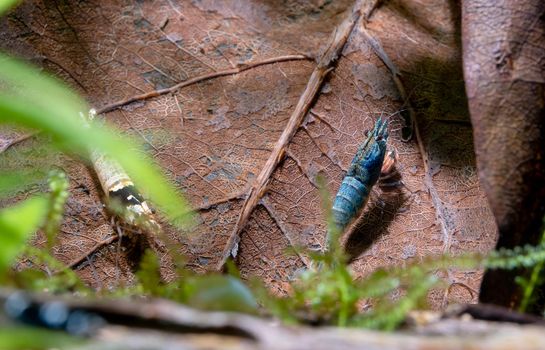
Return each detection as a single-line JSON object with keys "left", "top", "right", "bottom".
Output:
{"left": 193, "top": 191, "right": 247, "bottom": 211}
{"left": 65, "top": 235, "right": 118, "bottom": 269}
{"left": 450, "top": 281, "right": 479, "bottom": 298}
{"left": 360, "top": 23, "right": 415, "bottom": 141}
{"left": 0, "top": 132, "right": 37, "bottom": 154}
{"left": 96, "top": 55, "right": 310, "bottom": 115}
{"left": 361, "top": 0, "right": 383, "bottom": 23}
{"left": 411, "top": 100, "right": 453, "bottom": 253}
{"left": 216, "top": 1, "right": 364, "bottom": 270}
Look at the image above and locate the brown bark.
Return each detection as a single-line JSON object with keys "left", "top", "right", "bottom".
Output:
{"left": 461, "top": 0, "right": 545, "bottom": 310}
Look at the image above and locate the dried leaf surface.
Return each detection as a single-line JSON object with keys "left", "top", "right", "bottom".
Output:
{"left": 0, "top": 0, "right": 497, "bottom": 307}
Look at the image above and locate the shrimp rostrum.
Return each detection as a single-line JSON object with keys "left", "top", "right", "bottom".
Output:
{"left": 327, "top": 118, "right": 389, "bottom": 249}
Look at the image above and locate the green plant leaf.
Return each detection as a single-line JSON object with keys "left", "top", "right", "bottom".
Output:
{"left": 44, "top": 169, "right": 69, "bottom": 250}
{"left": 0, "top": 170, "right": 48, "bottom": 198}
{"left": 0, "top": 196, "right": 48, "bottom": 277}
{"left": 518, "top": 217, "right": 545, "bottom": 313}
{"left": 136, "top": 249, "right": 163, "bottom": 296}
{"left": 0, "top": 53, "right": 193, "bottom": 228}
{"left": 0, "top": 326, "right": 81, "bottom": 350}
{"left": 185, "top": 275, "right": 258, "bottom": 314}
{"left": 19, "top": 246, "right": 86, "bottom": 293}
{"left": 0, "top": 0, "right": 19, "bottom": 15}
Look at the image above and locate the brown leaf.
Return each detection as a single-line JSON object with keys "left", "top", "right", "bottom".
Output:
{"left": 0, "top": 0, "right": 497, "bottom": 308}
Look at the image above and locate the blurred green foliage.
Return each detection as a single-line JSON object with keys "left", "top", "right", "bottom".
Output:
{"left": 0, "top": 0, "right": 18, "bottom": 15}
{"left": 132, "top": 249, "right": 258, "bottom": 314}
{"left": 0, "top": 196, "right": 48, "bottom": 282}
{"left": 0, "top": 326, "right": 81, "bottom": 350}
{"left": 0, "top": 54, "right": 192, "bottom": 229}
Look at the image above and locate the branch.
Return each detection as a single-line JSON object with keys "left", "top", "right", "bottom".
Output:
{"left": 193, "top": 191, "right": 246, "bottom": 211}
{"left": 64, "top": 235, "right": 118, "bottom": 269}
{"left": 383, "top": 70, "right": 456, "bottom": 252}
{"left": 360, "top": 23, "right": 415, "bottom": 141}
{"left": 411, "top": 92, "right": 453, "bottom": 253}
{"left": 216, "top": 1, "right": 364, "bottom": 270}
{"left": 2, "top": 288, "right": 545, "bottom": 350}
{"left": 95, "top": 55, "right": 310, "bottom": 114}
{"left": 361, "top": 0, "right": 383, "bottom": 22}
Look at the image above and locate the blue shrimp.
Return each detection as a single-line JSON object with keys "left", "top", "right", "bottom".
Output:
{"left": 327, "top": 118, "right": 389, "bottom": 249}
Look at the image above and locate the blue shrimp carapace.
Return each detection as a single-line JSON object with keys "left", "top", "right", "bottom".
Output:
{"left": 328, "top": 118, "right": 389, "bottom": 248}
